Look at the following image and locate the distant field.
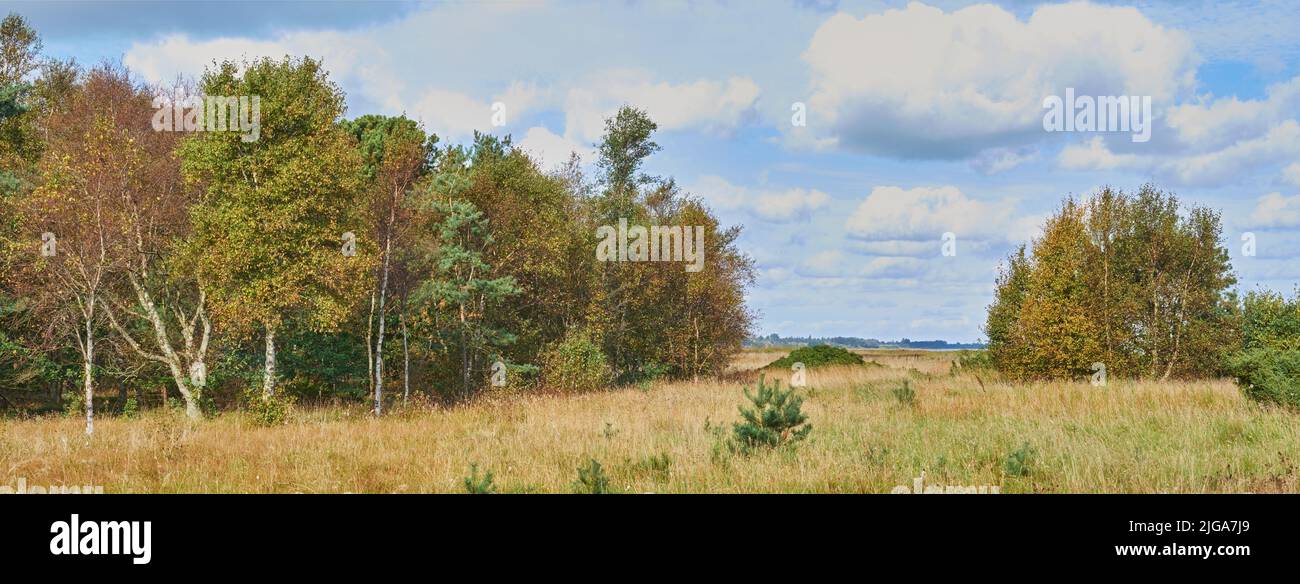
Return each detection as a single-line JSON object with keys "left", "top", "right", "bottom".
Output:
{"left": 2, "top": 349, "right": 1297, "bottom": 493}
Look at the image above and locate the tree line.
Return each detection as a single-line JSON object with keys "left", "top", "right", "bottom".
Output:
{"left": 0, "top": 15, "right": 755, "bottom": 430}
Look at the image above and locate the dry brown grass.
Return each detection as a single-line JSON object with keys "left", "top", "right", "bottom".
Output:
{"left": 2, "top": 349, "right": 1297, "bottom": 493}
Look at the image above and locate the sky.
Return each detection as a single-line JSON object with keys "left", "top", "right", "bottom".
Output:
{"left": 8, "top": 0, "right": 1300, "bottom": 342}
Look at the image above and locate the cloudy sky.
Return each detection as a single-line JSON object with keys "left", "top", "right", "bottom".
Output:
{"left": 11, "top": 0, "right": 1300, "bottom": 342}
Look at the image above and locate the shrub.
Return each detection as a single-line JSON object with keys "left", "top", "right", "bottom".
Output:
{"left": 1226, "top": 348, "right": 1300, "bottom": 409}
{"left": 951, "top": 349, "right": 994, "bottom": 373}
{"left": 122, "top": 397, "right": 139, "bottom": 418}
{"left": 765, "top": 344, "right": 864, "bottom": 370}
{"left": 573, "top": 458, "right": 610, "bottom": 494}
{"left": 463, "top": 463, "right": 496, "bottom": 494}
{"left": 631, "top": 452, "right": 672, "bottom": 478}
{"left": 891, "top": 380, "right": 916, "bottom": 406}
{"left": 542, "top": 330, "right": 612, "bottom": 393}
{"left": 1004, "top": 442, "right": 1034, "bottom": 477}
{"left": 243, "top": 387, "right": 293, "bottom": 426}
{"left": 731, "top": 374, "right": 811, "bottom": 453}
{"left": 62, "top": 392, "right": 83, "bottom": 418}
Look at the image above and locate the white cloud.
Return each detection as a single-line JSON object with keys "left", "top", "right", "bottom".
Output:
{"left": 1057, "top": 136, "right": 1147, "bottom": 171}
{"left": 516, "top": 126, "right": 595, "bottom": 171}
{"left": 799, "top": 250, "right": 845, "bottom": 277}
{"left": 562, "top": 69, "right": 759, "bottom": 143}
{"left": 860, "top": 257, "right": 927, "bottom": 278}
{"left": 799, "top": 1, "right": 1197, "bottom": 158}
{"left": 1162, "top": 120, "right": 1300, "bottom": 186}
{"left": 1249, "top": 192, "right": 1300, "bottom": 228}
{"left": 844, "top": 185, "right": 1019, "bottom": 242}
{"left": 692, "top": 175, "right": 829, "bottom": 222}
{"left": 1166, "top": 76, "right": 1300, "bottom": 151}
{"left": 1284, "top": 162, "right": 1300, "bottom": 187}
{"left": 970, "top": 147, "right": 1038, "bottom": 174}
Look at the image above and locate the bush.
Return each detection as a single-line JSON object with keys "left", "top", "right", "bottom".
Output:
{"left": 62, "top": 392, "right": 83, "bottom": 418}
{"left": 542, "top": 330, "right": 612, "bottom": 393}
{"left": 1004, "top": 442, "right": 1034, "bottom": 477}
{"left": 243, "top": 387, "right": 293, "bottom": 426}
{"left": 122, "top": 397, "right": 139, "bottom": 418}
{"left": 891, "top": 380, "right": 916, "bottom": 406}
{"left": 765, "top": 344, "right": 864, "bottom": 370}
{"left": 463, "top": 463, "right": 496, "bottom": 494}
{"left": 951, "top": 349, "right": 994, "bottom": 373}
{"left": 1226, "top": 348, "right": 1300, "bottom": 409}
{"left": 731, "top": 375, "right": 811, "bottom": 453}
{"left": 573, "top": 458, "right": 610, "bottom": 494}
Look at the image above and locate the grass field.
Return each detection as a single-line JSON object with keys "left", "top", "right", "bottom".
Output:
{"left": 2, "top": 349, "right": 1297, "bottom": 493}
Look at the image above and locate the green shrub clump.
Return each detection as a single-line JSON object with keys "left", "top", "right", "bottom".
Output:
{"left": 1226, "top": 348, "right": 1300, "bottom": 409}
{"left": 243, "top": 387, "right": 293, "bottom": 426}
{"left": 765, "top": 344, "right": 864, "bottom": 370}
{"left": 542, "top": 330, "right": 612, "bottom": 393}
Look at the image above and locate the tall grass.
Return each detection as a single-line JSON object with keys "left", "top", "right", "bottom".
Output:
{"left": 1, "top": 350, "right": 1296, "bottom": 493}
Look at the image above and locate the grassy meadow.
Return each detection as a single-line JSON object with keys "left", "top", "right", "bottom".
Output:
{"left": 2, "top": 348, "right": 1297, "bottom": 494}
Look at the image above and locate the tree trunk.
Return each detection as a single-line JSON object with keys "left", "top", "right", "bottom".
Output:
{"left": 83, "top": 313, "right": 94, "bottom": 436}
{"left": 374, "top": 235, "right": 393, "bottom": 415}
{"left": 366, "top": 291, "right": 375, "bottom": 399}
{"left": 401, "top": 308, "right": 410, "bottom": 405}
{"left": 263, "top": 324, "right": 277, "bottom": 399}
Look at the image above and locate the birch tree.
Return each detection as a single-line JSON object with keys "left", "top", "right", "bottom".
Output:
{"left": 182, "top": 57, "right": 369, "bottom": 400}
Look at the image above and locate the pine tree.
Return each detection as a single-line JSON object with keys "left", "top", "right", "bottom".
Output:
{"left": 732, "top": 375, "right": 811, "bottom": 453}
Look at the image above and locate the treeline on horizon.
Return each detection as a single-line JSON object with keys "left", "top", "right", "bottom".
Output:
{"left": 746, "top": 334, "right": 984, "bottom": 350}
{"left": 0, "top": 15, "right": 754, "bottom": 427}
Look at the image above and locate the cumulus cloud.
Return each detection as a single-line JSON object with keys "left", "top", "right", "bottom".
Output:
{"left": 1057, "top": 136, "right": 1147, "bottom": 171}
{"left": 562, "top": 69, "right": 760, "bottom": 143}
{"left": 1166, "top": 75, "right": 1300, "bottom": 151}
{"left": 1284, "top": 162, "right": 1300, "bottom": 187}
{"left": 1249, "top": 192, "right": 1300, "bottom": 228}
{"left": 123, "top": 29, "right": 758, "bottom": 144}
{"left": 798, "top": 1, "right": 1197, "bottom": 158}
{"left": 692, "top": 176, "right": 829, "bottom": 222}
{"left": 515, "top": 126, "right": 595, "bottom": 171}
{"left": 844, "top": 185, "right": 1022, "bottom": 243}
{"left": 1057, "top": 75, "right": 1300, "bottom": 187}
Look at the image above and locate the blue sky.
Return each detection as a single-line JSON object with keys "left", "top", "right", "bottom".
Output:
{"left": 10, "top": 0, "right": 1300, "bottom": 342}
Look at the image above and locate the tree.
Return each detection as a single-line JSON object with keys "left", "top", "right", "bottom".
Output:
{"left": 182, "top": 57, "right": 370, "bottom": 400}
{"left": 16, "top": 64, "right": 146, "bottom": 434}
{"left": 411, "top": 168, "right": 520, "bottom": 399}
{"left": 340, "top": 114, "right": 436, "bottom": 413}
{"left": 82, "top": 75, "right": 213, "bottom": 420}
{"left": 985, "top": 186, "right": 1237, "bottom": 381}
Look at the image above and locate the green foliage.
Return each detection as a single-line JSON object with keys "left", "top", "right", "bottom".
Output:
{"left": 243, "top": 387, "right": 293, "bottom": 426}
{"left": 122, "top": 397, "right": 139, "bottom": 419}
{"left": 631, "top": 452, "right": 672, "bottom": 478}
{"left": 1226, "top": 348, "right": 1300, "bottom": 409}
{"left": 62, "top": 391, "right": 83, "bottom": 418}
{"left": 987, "top": 186, "right": 1237, "bottom": 380}
{"left": 1004, "top": 442, "right": 1034, "bottom": 477}
{"left": 951, "top": 349, "right": 995, "bottom": 373}
{"left": 1240, "top": 290, "right": 1300, "bottom": 351}
{"left": 573, "top": 458, "right": 611, "bottom": 494}
{"left": 412, "top": 191, "right": 521, "bottom": 398}
{"left": 463, "top": 463, "right": 496, "bottom": 494}
{"left": 891, "top": 380, "right": 916, "bottom": 406}
{"left": 765, "top": 344, "right": 865, "bottom": 370}
{"left": 731, "top": 375, "right": 811, "bottom": 453}
{"left": 541, "top": 329, "right": 612, "bottom": 393}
